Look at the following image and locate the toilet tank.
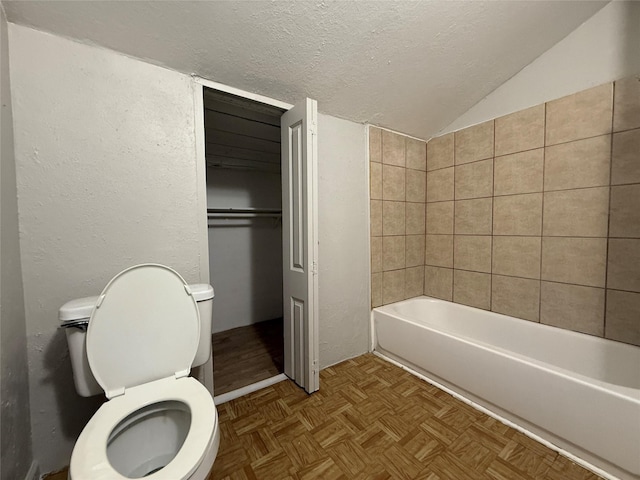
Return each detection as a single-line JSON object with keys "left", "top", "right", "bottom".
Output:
{"left": 60, "top": 284, "right": 214, "bottom": 397}
{"left": 189, "top": 284, "right": 214, "bottom": 367}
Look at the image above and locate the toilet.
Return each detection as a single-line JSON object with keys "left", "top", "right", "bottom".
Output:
{"left": 64, "top": 264, "right": 220, "bottom": 479}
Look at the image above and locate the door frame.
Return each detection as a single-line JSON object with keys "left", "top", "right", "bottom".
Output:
{"left": 192, "top": 76, "right": 319, "bottom": 393}
{"left": 193, "top": 75, "right": 294, "bottom": 284}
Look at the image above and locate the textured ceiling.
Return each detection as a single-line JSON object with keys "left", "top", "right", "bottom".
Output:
{"left": 3, "top": 1, "right": 607, "bottom": 139}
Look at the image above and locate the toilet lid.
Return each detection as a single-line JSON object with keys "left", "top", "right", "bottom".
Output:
{"left": 87, "top": 264, "right": 200, "bottom": 399}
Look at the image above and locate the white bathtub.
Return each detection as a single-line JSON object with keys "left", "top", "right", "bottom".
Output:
{"left": 372, "top": 296, "right": 640, "bottom": 480}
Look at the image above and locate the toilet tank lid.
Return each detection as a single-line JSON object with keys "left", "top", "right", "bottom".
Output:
{"left": 59, "top": 296, "right": 99, "bottom": 322}
{"left": 189, "top": 284, "right": 214, "bottom": 302}
{"left": 58, "top": 284, "right": 213, "bottom": 323}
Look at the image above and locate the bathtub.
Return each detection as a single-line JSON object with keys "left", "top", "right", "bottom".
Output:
{"left": 372, "top": 296, "right": 640, "bottom": 480}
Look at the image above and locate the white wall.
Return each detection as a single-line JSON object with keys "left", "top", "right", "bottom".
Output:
{"left": 207, "top": 168, "right": 283, "bottom": 333}
{"left": 317, "top": 114, "right": 370, "bottom": 368}
{"left": 442, "top": 1, "right": 640, "bottom": 134}
{"left": 9, "top": 24, "right": 204, "bottom": 473}
{"left": 0, "top": 9, "right": 35, "bottom": 480}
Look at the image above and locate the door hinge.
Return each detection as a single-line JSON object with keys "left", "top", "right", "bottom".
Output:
{"left": 312, "top": 262, "right": 318, "bottom": 276}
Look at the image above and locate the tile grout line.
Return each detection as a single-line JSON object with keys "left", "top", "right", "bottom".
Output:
{"left": 490, "top": 121, "right": 495, "bottom": 312}
{"left": 377, "top": 153, "right": 383, "bottom": 304}
{"left": 422, "top": 142, "right": 427, "bottom": 296}
{"left": 428, "top": 267, "right": 606, "bottom": 289}
{"left": 539, "top": 102, "right": 547, "bottom": 323}
{"left": 451, "top": 132, "right": 456, "bottom": 301}
{"left": 429, "top": 130, "right": 640, "bottom": 179}
{"left": 423, "top": 232, "right": 614, "bottom": 239}
{"left": 424, "top": 126, "right": 638, "bottom": 175}
{"left": 402, "top": 137, "right": 407, "bottom": 301}
{"left": 603, "top": 82, "right": 616, "bottom": 339}
{"left": 425, "top": 182, "right": 630, "bottom": 205}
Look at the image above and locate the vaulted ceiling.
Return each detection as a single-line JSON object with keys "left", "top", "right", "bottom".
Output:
{"left": 2, "top": 1, "right": 608, "bottom": 139}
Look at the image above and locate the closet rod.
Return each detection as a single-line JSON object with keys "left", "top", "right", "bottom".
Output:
{"left": 207, "top": 213, "right": 281, "bottom": 220}
{"left": 207, "top": 208, "right": 281, "bottom": 214}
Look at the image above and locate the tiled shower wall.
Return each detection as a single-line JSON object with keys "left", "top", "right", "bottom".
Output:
{"left": 369, "top": 128, "right": 427, "bottom": 306}
{"left": 370, "top": 76, "right": 640, "bottom": 347}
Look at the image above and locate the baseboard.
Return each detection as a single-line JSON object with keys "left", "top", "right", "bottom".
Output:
{"left": 24, "top": 461, "right": 39, "bottom": 480}
{"left": 214, "top": 374, "right": 287, "bottom": 405}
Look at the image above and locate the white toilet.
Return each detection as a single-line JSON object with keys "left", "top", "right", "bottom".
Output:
{"left": 63, "top": 264, "right": 220, "bottom": 480}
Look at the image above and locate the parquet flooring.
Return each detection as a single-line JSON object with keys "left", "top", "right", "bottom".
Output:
{"left": 209, "top": 353, "right": 603, "bottom": 480}
{"left": 213, "top": 318, "right": 284, "bottom": 395}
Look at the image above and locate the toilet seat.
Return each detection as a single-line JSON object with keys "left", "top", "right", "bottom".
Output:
{"left": 86, "top": 264, "right": 201, "bottom": 399}
{"left": 70, "top": 376, "right": 217, "bottom": 480}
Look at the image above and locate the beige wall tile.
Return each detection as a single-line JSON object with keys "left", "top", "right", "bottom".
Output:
{"left": 453, "top": 270, "right": 491, "bottom": 309}
{"left": 426, "top": 167, "right": 454, "bottom": 202}
{"left": 610, "top": 184, "right": 640, "bottom": 238}
{"left": 370, "top": 161, "right": 382, "bottom": 200}
{"left": 540, "top": 282, "right": 604, "bottom": 336}
{"left": 426, "top": 201, "right": 453, "bottom": 234}
{"left": 542, "top": 187, "right": 609, "bottom": 237}
{"left": 605, "top": 289, "right": 640, "bottom": 346}
{"left": 371, "top": 200, "right": 382, "bottom": 236}
{"left": 544, "top": 135, "right": 611, "bottom": 191}
{"left": 406, "top": 138, "right": 427, "bottom": 171}
{"left": 383, "top": 270, "right": 405, "bottom": 304}
{"left": 382, "top": 236, "right": 405, "bottom": 271}
{"left": 425, "top": 234, "right": 453, "bottom": 268}
{"left": 613, "top": 76, "right": 640, "bottom": 132}
{"left": 495, "top": 104, "right": 545, "bottom": 156}
{"left": 371, "top": 272, "right": 383, "bottom": 308}
{"left": 382, "top": 201, "right": 405, "bottom": 236}
{"left": 493, "top": 193, "right": 542, "bottom": 236}
{"left": 494, "top": 149, "right": 544, "bottom": 196}
{"left": 455, "top": 158, "right": 493, "bottom": 200}
{"left": 382, "top": 130, "right": 405, "bottom": 166}
{"left": 491, "top": 275, "right": 540, "bottom": 322}
{"left": 607, "top": 239, "right": 640, "bottom": 293}
{"left": 612, "top": 129, "right": 640, "bottom": 185}
{"left": 455, "top": 120, "right": 494, "bottom": 165}
{"left": 382, "top": 164, "right": 405, "bottom": 201}
{"left": 406, "top": 235, "right": 425, "bottom": 268}
{"left": 454, "top": 236, "right": 491, "bottom": 273}
{"left": 424, "top": 266, "right": 453, "bottom": 300}
{"left": 406, "top": 169, "right": 426, "bottom": 202}
{"left": 406, "top": 266, "right": 425, "bottom": 299}
{"left": 454, "top": 198, "right": 493, "bottom": 235}
{"left": 545, "top": 83, "right": 613, "bottom": 145}
{"left": 427, "top": 133, "right": 454, "bottom": 171}
{"left": 541, "top": 237, "right": 607, "bottom": 287}
{"left": 406, "top": 202, "right": 426, "bottom": 235}
{"left": 369, "top": 126, "right": 382, "bottom": 163}
{"left": 371, "top": 236, "right": 382, "bottom": 273}
{"left": 492, "top": 236, "right": 541, "bottom": 279}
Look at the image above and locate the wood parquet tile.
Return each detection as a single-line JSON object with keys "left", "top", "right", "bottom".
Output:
{"left": 209, "top": 353, "right": 604, "bottom": 480}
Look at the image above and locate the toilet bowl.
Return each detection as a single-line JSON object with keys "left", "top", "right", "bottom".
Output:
{"left": 68, "top": 264, "right": 219, "bottom": 480}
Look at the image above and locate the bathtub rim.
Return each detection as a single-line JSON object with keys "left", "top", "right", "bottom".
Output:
{"left": 372, "top": 296, "right": 640, "bottom": 397}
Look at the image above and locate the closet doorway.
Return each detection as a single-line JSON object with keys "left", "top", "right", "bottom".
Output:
{"left": 200, "top": 83, "right": 319, "bottom": 398}
{"left": 205, "top": 88, "right": 285, "bottom": 396}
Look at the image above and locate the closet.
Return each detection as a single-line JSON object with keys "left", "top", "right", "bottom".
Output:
{"left": 204, "top": 88, "right": 286, "bottom": 396}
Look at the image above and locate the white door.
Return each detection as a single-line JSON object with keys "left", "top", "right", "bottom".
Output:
{"left": 281, "top": 98, "right": 319, "bottom": 393}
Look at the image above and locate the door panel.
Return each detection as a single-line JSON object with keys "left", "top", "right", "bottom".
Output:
{"left": 281, "top": 98, "right": 319, "bottom": 393}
